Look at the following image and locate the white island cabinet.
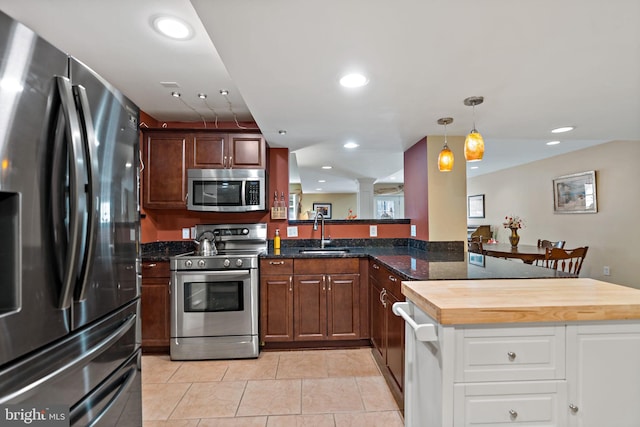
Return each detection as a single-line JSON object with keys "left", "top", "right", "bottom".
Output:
{"left": 395, "top": 278, "right": 640, "bottom": 427}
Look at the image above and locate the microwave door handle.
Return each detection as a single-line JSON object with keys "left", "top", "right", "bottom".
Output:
{"left": 241, "top": 180, "right": 247, "bottom": 207}
{"left": 73, "top": 84, "right": 99, "bottom": 301}
{"left": 55, "top": 76, "right": 85, "bottom": 310}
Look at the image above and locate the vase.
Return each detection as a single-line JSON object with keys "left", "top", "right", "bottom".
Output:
{"left": 509, "top": 227, "right": 520, "bottom": 248}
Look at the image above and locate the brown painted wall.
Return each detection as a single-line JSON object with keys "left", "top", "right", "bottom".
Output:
{"left": 404, "top": 137, "right": 429, "bottom": 240}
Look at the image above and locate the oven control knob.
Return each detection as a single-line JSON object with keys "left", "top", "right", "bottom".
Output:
{"left": 223, "top": 259, "right": 231, "bottom": 268}
{"left": 198, "top": 259, "right": 206, "bottom": 268}
{"left": 236, "top": 259, "right": 243, "bottom": 267}
{"left": 185, "top": 260, "right": 192, "bottom": 268}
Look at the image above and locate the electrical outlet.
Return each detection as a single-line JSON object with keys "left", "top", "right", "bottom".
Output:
{"left": 410, "top": 225, "right": 417, "bottom": 237}
{"left": 287, "top": 226, "right": 298, "bottom": 237}
{"left": 369, "top": 225, "right": 378, "bottom": 237}
{"left": 182, "top": 228, "right": 190, "bottom": 239}
{"left": 603, "top": 266, "right": 610, "bottom": 276}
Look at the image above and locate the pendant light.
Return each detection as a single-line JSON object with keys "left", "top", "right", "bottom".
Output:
{"left": 463, "top": 96, "right": 485, "bottom": 162}
{"left": 437, "top": 117, "right": 454, "bottom": 172}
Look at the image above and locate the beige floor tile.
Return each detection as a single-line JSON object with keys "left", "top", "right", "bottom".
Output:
{"left": 142, "top": 383, "right": 191, "bottom": 421}
{"left": 223, "top": 352, "right": 279, "bottom": 381}
{"left": 170, "top": 381, "right": 246, "bottom": 420}
{"left": 266, "top": 413, "right": 335, "bottom": 427}
{"left": 301, "top": 377, "right": 364, "bottom": 414}
{"left": 356, "top": 377, "right": 400, "bottom": 411}
{"left": 334, "top": 411, "right": 404, "bottom": 427}
{"left": 142, "top": 355, "right": 183, "bottom": 384}
{"left": 168, "top": 360, "right": 229, "bottom": 383}
{"left": 236, "top": 379, "right": 302, "bottom": 416}
{"left": 198, "top": 416, "right": 268, "bottom": 426}
{"left": 143, "top": 420, "right": 200, "bottom": 427}
{"left": 276, "top": 350, "right": 328, "bottom": 379}
{"left": 325, "top": 350, "right": 380, "bottom": 377}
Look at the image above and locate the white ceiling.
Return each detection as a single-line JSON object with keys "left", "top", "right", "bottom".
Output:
{"left": 1, "top": 0, "right": 638, "bottom": 193}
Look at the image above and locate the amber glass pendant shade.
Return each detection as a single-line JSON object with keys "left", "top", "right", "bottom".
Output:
{"left": 438, "top": 145, "right": 454, "bottom": 171}
{"left": 464, "top": 130, "right": 484, "bottom": 161}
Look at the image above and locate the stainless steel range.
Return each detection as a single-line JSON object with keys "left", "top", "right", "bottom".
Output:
{"left": 170, "top": 223, "right": 267, "bottom": 360}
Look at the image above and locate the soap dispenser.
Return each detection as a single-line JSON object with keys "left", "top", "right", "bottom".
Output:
{"left": 274, "top": 229, "right": 281, "bottom": 250}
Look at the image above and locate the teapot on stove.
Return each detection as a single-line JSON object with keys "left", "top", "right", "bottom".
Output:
{"left": 195, "top": 231, "right": 217, "bottom": 256}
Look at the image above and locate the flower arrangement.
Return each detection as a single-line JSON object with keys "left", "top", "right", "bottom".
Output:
{"left": 346, "top": 208, "right": 357, "bottom": 220}
{"left": 503, "top": 215, "right": 524, "bottom": 229}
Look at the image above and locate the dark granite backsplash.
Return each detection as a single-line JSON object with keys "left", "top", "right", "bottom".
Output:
{"left": 142, "top": 241, "right": 195, "bottom": 261}
{"left": 273, "top": 237, "right": 463, "bottom": 253}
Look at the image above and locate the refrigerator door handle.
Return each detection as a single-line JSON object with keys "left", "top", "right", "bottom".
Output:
{"left": 72, "top": 84, "right": 99, "bottom": 301}
{"left": 0, "top": 313, "right": 136, "bottom": 404}
{"left": 55, "top": 76, "right": 85, "bottom": 310}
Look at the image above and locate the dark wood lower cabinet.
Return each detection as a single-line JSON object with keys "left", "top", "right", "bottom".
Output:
{"left": 141, "top": 261, "right": 171, "bottom": 353}
{"left": 260, "top": 258, "right": 365, "bottom": 348}
{"left": 369, "top": 260, "right": 405, "bottom": 410}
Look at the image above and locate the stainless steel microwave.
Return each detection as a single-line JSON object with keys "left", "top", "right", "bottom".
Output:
{"left": 187, "top": 169, "right": 266, "bottom": 212}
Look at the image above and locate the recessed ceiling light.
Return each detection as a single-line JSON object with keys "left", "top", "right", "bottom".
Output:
{"left": 343, "top": 142, "right": 359, "bottom": 149}
{"left": 339, "top": 73, "right": 369, "bottom": 88}
{"left": 322, "top": 165, "right": 332, "bottom": 169}
{"left": 278, "top": 130, "right": 287, "bottom": 135}
{"left": 318, "top": 180, "right": 326, "bottom": 183}
{"left": 152, "top": 16, "right": 193, "bottom": 40}
{"left": 197, "top": 93, "right": 207, "bottom": 99}
{"left": 315, "top": 188, "right": 323, "bottom": 191}
{"left": 219, "top": 89, "right": 229, "bottom": 96}
{"left": 546, "top": 140, "right": 561, "bottom": 146}
{"left": 470, "top": 166, "right": 479, "bottom": 170}
{"left": 551, "top": 126, "right": 575, "bottom": 133}
{"left": 171, "top": 91, "right": 181, "bottom": 98}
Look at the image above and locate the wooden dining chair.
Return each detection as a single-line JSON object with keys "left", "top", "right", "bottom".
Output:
{"left": 468, "top": 240, "right": 483, "bottom": 254}
{"left": 543, "top": 247, "right": 589, "bottom": 275}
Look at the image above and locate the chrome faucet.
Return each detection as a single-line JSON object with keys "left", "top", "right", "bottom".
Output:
{"left": 313, "top": 212, "right": 331, "bottom": 248}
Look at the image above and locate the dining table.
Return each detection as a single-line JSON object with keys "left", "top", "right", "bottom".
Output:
{"left": 482, "top": 242, "right": 547, "bottom": 264}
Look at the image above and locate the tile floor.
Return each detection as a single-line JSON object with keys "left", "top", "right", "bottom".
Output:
{"left": 142, "top": 348, "right": 403, "bottom": 426}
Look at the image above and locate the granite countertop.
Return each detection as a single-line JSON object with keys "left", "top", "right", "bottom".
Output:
{"left": 142, "top": 239, "right": 573, "bottom": 281}
{"left": 402, "top": 278, "right": 640, "bottom": 325}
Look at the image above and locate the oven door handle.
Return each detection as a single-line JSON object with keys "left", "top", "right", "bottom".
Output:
{"left": 191, "top": 269, "right": 251, "bottom": 277}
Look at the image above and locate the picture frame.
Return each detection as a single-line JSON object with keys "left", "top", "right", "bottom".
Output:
{"left": 467, "top": 194, "right": 485, "bottom": 218}
{"left": 553, "top": 170, "right": 597, "bottom": 214}
{"left": 312, "top": 202, "right": 332, "bottom": 219}
{"left": 468, "top": 252, "right": 486, "bottom": 267}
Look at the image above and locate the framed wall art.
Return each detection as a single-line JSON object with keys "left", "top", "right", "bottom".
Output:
{"left": 553, "top": 170, "right": 597, "bottom": 214}
{"left": 467, "top": 194, "right": 485, "bottom": 218}
{"left": 312, "top": 203, "right": 332, "bottom": 219}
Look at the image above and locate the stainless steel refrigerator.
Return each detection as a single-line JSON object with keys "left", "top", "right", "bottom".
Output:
{"left": 0, "top": 10, "right": 142, "bottom": 426}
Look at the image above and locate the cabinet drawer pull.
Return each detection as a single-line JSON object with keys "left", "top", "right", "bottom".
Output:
{"left": 146, "top": 263, "right": 157, "bottom": 268}
{"left": 569, "top": 404, "right": 579, "bottom": 413}
{"left": 388, "top": 275, "right": 397, "bottom": 282}
{"left": 507, "top": 351, "right": 516, "bottom": 361}
{"left": 509, "top": 409, "right": 518, "bottom": 419}
{"left": 269, "top": 261, "right": 285, "bottom": 265}
{"left": 372, "top": 264, "right": 380, "bottom": 270}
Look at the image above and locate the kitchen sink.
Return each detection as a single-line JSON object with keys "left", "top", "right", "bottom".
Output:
{"left": 298, "top": 248, "right": 350, "bottom": 255}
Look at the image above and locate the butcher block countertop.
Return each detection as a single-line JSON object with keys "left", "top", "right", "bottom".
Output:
{"left": 402, "top": 278, "right": 640, "bottom": 325}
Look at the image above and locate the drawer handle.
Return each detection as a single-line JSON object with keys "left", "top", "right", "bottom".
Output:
{"left": 509, "top": 409, "right": 518, "bottom": 419}
{"left": 146, "top": 263, "right": 157, "bottom": 268}
{"left": 269, "top": 261, "right": 285, "bottom": 265}
{"left": 569, "top": 404, "right": 579, "bottom": 413}
{"left": 507, "top": 351, "right": 516, "bottom": 361}
{"left": 372, "top": 264, "right": 380, "bottom": 270}
{"left": 388, "top": 275, "right": 397, "bottom": 282}
{"left": 392, "top": 302, "right": 437, "bottom": 342}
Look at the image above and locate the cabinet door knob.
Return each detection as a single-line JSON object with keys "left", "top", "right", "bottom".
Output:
{"left": 569, "top": 404, "right": 579, "bottom": 413}
{"left": 507, "top": 351, "right": 516, "bottom": 361}
{"left": 509, "top": 409, "right": 518, "bottom": 419}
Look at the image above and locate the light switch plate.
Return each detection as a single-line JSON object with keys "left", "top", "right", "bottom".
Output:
{"left": 287, "top": 226, "right": 298, "bottom": 237}
{"left": 369, "top": 225, "right": 378, "bottom": 237}
{"left": 182, "top": 228, "right": 190, "bottom": 239}
{"left": 410, "top": 225, "right": 417, "bottom": 237}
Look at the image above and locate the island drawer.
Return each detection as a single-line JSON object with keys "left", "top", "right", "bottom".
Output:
{"left": 455, "top": 325, "right": 565, "bottom": 382}
{"left": 453, "top": 380, "right": 567, "bottom": 426}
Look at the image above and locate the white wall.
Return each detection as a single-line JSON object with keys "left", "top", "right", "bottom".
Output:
{"left": 467, "top": 140, "right": 640, "bottom": 288}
